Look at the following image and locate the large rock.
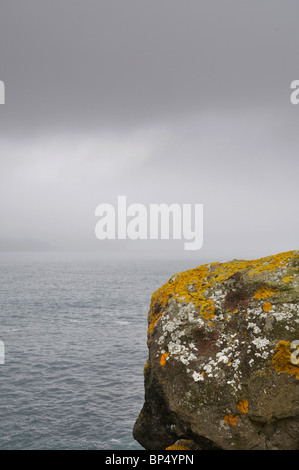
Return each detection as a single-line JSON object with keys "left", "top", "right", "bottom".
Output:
{"left": 133, "top": 251, "right": 299, "bottom": 450}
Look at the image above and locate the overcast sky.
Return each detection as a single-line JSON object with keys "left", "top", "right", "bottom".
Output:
{"left": 0, "top": 0, "right": 298, "bottom": 261}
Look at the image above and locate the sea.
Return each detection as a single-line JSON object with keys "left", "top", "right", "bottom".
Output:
{"left": 0, "top": 251, "right": 198, "bottom": 450}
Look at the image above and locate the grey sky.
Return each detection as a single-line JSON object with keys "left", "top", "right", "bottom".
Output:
{"left": 0, "top": 0, "right": 298, "bottom": 261}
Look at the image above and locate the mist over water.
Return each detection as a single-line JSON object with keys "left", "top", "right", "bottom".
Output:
{"left": 0, "top": 1, "right": 298, "bottom": 450}
{"left": 0, "top": 252, "right": 196, "bottom": 449}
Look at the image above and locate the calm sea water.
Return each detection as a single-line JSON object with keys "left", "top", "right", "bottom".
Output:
{"left": 0, "top": 252, "right": 197, "bottom": 450}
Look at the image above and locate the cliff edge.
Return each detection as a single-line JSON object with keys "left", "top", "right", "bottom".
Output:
{"left": 133, "top": 251, "right": 299, "bottom": 450}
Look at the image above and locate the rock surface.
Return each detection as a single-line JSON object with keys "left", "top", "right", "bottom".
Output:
{"left": 133, "top": 251, "right": 299, "bottom": 450}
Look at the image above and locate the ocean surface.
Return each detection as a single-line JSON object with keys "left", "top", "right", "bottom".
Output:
{"left": 0, "top": 252, "right": 198, "bottom": 450}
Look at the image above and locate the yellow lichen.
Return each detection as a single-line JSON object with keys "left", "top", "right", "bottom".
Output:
{"left": 224, "top": 414, "right": 239, "bottom": 426}
{"left": 263, "top": 302, "right": 272, "bottom": 312}
{"left": 165, "top": 439, "right": 194, "bottom": 450}
{"left": 200, "top": 299, "right": 215, "bottom": 320}
{"left": 248, "top": 251, "right": 293, "bottom": 276}
{"left": 237, "top": 399, "right": 248, "bottom": 414}
{"left": 160, "top": 352, "right": 169, "bottom": 368}
{"left": 272, "top": 341, "right": 299, "bottom": 379}
{"left": 224, "top": 400, "right": 248, "bottom": 427}
{"left": 283, "top": 276, "right": 295, "bottom": 283}
{"left": 143, "top": 359, "right": 150, "bottom": 375}
{"left": 147, "top": 251, "right": 296, "bottom": 337}
{"left": 254, "top": 286, "right": 279, "bottom": 299}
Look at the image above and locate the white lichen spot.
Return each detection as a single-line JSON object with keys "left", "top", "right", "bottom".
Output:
{"left": 218, "top": 355, "right": 229, "bottom": 364}
{"left": 193, "top": 371, "right": 204, "bottom": 382}
{"left": 248, "top": 322, "right": 261, "bottom": 334}
{"left": 252, "top": 337, "right": 270, "bottom": 350}
{"left": 203, "top": 364, "right": 212, "bottom": 374}
{"left": 231, "top": 359, "right": 240, "bottom": 370}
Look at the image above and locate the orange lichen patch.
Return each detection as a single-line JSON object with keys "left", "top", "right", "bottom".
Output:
{"left": 248, "top": 251, "right": 294, "bottom": 276}
{"left": 263, "top": 302, "right": 273, "bottom": 312}
{"left": 224, "top": 414, "right": 239, "bottom": 426}
{"left": 254, "top": 286, "right": 279, "bottom": 299}
{"left": 200, "top": 299, "right": 215, "bottom": 320}
{"left": 237, "top": 399, "right": 248, "bottom": 414}
{"left": 165, "top": 440, "right": 194, "bottom": 450}
{"left": 148, "top": 309, "right": 162, "bottom": 337}
{"left": 160, "top": 352, "right": 169, "bottom": 368}
{"left": 143, "top": 359, "right": 150, "bottom": 375}
{"left": 272, "top": 341, "right": 299, "bottom": 379}
{"left": 147, "top": 251, "right": 297, "bottom": 337}
{"left": 283, "top": 276, "right": 295, "bottom": 283}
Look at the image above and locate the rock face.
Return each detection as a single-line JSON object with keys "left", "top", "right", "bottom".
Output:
{"left": 133, "top": 251, "right": 299, "bottom": 450}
